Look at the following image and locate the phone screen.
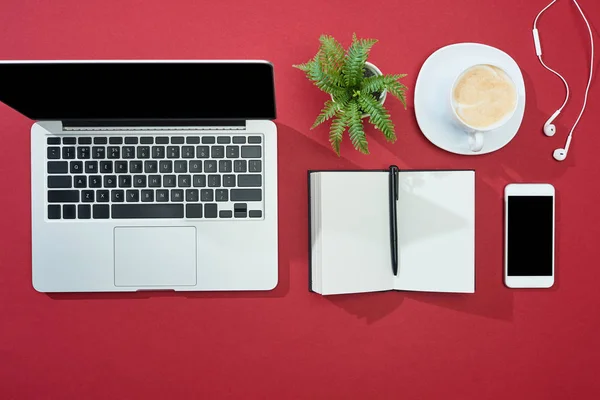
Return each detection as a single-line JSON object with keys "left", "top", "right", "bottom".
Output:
{"left": 507, "top": 196, "right": 554, "bottom": 276}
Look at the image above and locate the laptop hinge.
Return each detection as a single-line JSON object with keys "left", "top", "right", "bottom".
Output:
{"left": 62, "top": 119, "right": 246, "bottom": 131}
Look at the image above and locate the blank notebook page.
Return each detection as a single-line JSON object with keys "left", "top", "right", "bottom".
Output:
{"left": 393, "top": 170, "right": 475, "bottom": 293}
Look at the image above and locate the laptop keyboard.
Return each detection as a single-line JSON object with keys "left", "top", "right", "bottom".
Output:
{"left": 45, "top": 135, "right": 264, "bottom": 220}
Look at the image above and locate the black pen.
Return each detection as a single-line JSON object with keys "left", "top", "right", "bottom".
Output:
{"left": 388, "top": 165, "right": 399, "bottom": 276}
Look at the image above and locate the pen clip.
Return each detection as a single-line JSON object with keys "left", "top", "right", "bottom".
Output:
{"left": 389, "top": 165, "right": 399, "bottom": 200}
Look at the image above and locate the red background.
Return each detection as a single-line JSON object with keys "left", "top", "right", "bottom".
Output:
{"left": 1, "top": 0, "right": 600, "bottom": 398}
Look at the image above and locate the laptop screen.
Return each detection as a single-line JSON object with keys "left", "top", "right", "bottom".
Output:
{"left": 0, "top": 61, "right": 276, "bottom": 121}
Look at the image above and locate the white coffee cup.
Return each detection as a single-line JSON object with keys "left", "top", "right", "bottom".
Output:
{"left": 450, "top": 64, "right": 518, "bottom": 152}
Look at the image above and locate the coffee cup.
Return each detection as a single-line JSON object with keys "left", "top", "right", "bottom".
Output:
{"left": 450, "top": 64, "right": 518, "bottom": 152}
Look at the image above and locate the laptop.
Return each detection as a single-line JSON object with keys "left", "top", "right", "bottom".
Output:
{"left": 0, "top": 60, "right": 278, "bottom": 292}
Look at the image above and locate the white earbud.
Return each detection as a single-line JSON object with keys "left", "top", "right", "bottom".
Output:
{"left": 543, "top": 110, "right": 560, "bottom": 137}
{"left": 553, "top": 148, "right": 567, "bottom": 161}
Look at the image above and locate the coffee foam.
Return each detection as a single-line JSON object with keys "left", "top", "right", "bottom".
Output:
{"left": 452, "top": 65, "right": 517, "bottom": 129}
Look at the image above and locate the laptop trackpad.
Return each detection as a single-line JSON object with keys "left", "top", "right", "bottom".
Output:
{"left": 114, "top": 227, "right": 197, "bottom": 287}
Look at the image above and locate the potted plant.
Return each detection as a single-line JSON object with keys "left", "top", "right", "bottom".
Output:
{"left": 294, "top": 34, "right": 408, "bottom": 155}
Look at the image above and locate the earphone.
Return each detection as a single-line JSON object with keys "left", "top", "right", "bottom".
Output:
{"left": 533, "top": 0, "right": 594, "bottom": 161}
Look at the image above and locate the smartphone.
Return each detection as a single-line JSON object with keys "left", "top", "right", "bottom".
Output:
{"left": 504, "top": 183, "right": 555, "bottom": 288}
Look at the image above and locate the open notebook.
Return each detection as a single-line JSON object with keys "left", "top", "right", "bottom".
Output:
{"left": 309, "top": 169, "right": 475, "bottom": 295}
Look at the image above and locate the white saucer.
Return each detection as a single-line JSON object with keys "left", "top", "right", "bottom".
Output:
{"left": 414, "top": 43, "right": 526, "bottom": 155}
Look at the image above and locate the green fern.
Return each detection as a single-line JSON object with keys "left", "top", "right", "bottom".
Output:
{"left": 294, "top": 34, "right": 408, "bottom": 155}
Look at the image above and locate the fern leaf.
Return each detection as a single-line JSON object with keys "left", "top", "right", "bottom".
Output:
{"left": 312, "top": 100, "right": 341, "bottom": 129}
{"left": 383, "top": 75, "right": 408, "bottom": 109}
{"left": 318, "top": 35, "right": 345, "bottom": 72}
{"left": 292, "top": 61, "right": 314, "bottom": 72}
{"left": 358, "top": 94, "right": 396, "bottom": 142}
{"left": 342, "top": 35, "right": 378, "bottom": 87}
{"left": 306, "top": 59, "right": 344, "bottom": 96}
{"left": 347, "top": 101, "right": 369, "bottom": 154}
{"left": 329, "top": 114, "right": 347, "bottom": 156}
{"left": 361, "top": 75, "right": 386, "bottom": 95}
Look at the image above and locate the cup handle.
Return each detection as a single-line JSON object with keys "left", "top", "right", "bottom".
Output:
{"left": 468, "top": 131, "right": 484, "bottom": 152}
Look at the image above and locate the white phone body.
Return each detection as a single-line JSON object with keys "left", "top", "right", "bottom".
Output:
{"left": 504, "top": 183, "right": 555, "bottom": 288}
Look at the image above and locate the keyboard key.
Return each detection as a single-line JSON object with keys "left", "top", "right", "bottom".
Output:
{"left": 232, "top": 136, "right": 246, "bottom": 144}
{"left": 167, "top": 146, "right": 180, "bottom": 158}
{"left": 130, "top": 161, "right": 143, "bottom": 173}
{"left": 63, "top": 137, "right": 76, "bottom": 145}
{"left": 182, "top": 146, "right": 194, "bottom": 158}
{"left": 186, "top": 204, "right": 203, "bottom": 218}
{"left": 248, "top": 136, "right": 262, "bottom": 144}
{"left": 82, "top": 190, "right": 94, "bottom": 202}
{"left": 193, "top": 175, "right": 206, "bottom": 187}
{"left": 204, "top": 160, "right": 217, "bottom": 173}
{"left": 97, "top": 190, "right": 109, "bottom": 202}
{"left": 63, "top": 205, "right": 76, "bottom": 219}
{"left": 241, "top": 146, "right": 261, "bottom": 158}
{"left": 186, "top": 189, "right": 199, "bottom": 202}
{"left": 47, "top": 137, "right": 61, "bottom": 145}
{"left": 219, "top": 160, "right": 232, "bottom": 172}
{"left": 202, "top": 137, "right": 215, "bottom": 144}
{"left": 164, "top": 175, "right": 176, "bottom": 187}
{"left": 171, "top": 137, "right": 184, "bottom": 144}
{"left": 47, "top": 147, "right": 61, "bottom": 159}
{"left": 156, "top": 190, "right": 169, "bottom": 202}
{"left": 48, "top": 161, "right": 68, "bottom": 174}
{"left": 112, "top": 204, "right": 184, "bottom": 219}
{"left": 70, "top": 161, "right": 83, "bottom": 173}
{"left": 156, "top": 137, "right": 169, "bottom": 144}
{"left": 152, "top": 146, "right": 165, "bottom": 159}
{"left": 189, "top": 161, "right": 202, "bottom": 172}
{"left": 160, "top": 160, "right": 172, "bottom": 173}
{"left": 178, "top": 175, "right": 191, "bottom": 188}
{"left": 107, "top": 146, "right": 120, "bottom": 159}
{"left": 174, "top": 160, "right": 187, "bottom": 173}
{"left": 141, "top": 190, "right": 154, "bottom": 202}
{"left": 119, "top": 175, "right": 132, "bottom": 188}
{"left": 148, "top": 175, "right": 161, "bottom": 187}
{"left": 74, "top": 176, "right": 87, "bottom": 188}
{"left": 223, "top": 175, "right": 236, "bottom": 187}
{"left": 104, "top": 175, "right": 117, "bottom": 188}
{"left": 234, "top": 160, "right": 247, "bottom": 173}
{"left": 204, "top": 203, "right": 217, "bottom": 218}
{"left": 133, "top": 175, "right": 147, "bottom": 188}
{"left": 77, "top": 146, "right": 90, "bottom": 159}
{"left": 238, "top": 175, "right": 262, "bottom": 187}
{"left": 78, "top": 204, "right": 91, "bottom": 219}
{"left": 112, "top": 190, "right": 124, "bottom": 202}
{"left": 48, "top": 190, "right": 79, "bottom": 203}
{"left": 234, "top": 203, "right": 248, "bottom": 218}
{"left": 137, "top": 146, "right": 150, "bottom": 159}
{"left": 94, "top": 137, "right": 107, "bottom": 145}
{"left": 220, "top": 210, "right": 232, "bottom": 218}
{"left": 208, "top": 175, "right": 221, "bottom": 187}
{"left": 226, "top": 146, "right": 239, "bottom": 158}
{"left": 211, "top": 146, "right": 224, "bottom": 158}
{"left": 48, "top": 205, "right": 61, "bottom": 219}
{"left": 115, "top": 161, "right": 128, "bottom": 174}
{"left": 216, "top": 189, "right": 228, "bottom": 202}
{"left": 144, "top": 160, "right": 158, "bottom": 173}
{"left": 85, "top": 161, "right": 98, "bottom": 173}
{"left": 126, "top": 190, "right": 139, "bottom": 202}
{"left": 100, "top": 161, "right": 113, "bottom": 173}
{"left": 196, "top": 146, "right": 210, "bottom": 158}
{"left": 62, "top": 147, "right": 76, "bottom": 159}
{"left": 217, "top": 136, "right": 231, "bottom": 144}
{"left": 186, "top": 136, "right": 200, "bottom": 144}
{"left": 231, "top": 189, "right": 262, "bottom": 201}
{"left": 92, "top": 147, "right": 106, "bottom": 159}
{"left": 171, "top": 189, "right": 184, "bottom": 202}
{"left": 93, "top": 204, "right": 110, "bottom": 219}
{"left": 124, "top": 137, "right": 138, "bottom": 144}
{"left": 249, "top": 210, "right": 262, "bottom": 218}
{"left": 109, "top": 137, "right": 123, "bottom": 145}
{"left": 89, "top": 176, "right": 102, "bottom": 188}
{"left": 48, "top": 176, "right": 72, "bottom": 188}
{"left": 122, "top": 146, "right": 135, "bottom": 159}
{"left": 249, "top": 160, "right": 262, "bottom": 172}
{"left": 78, "top": 137, "right": 92, "bottom": 145}
{"left": 140, "top": 137, "right": 153, "bottom": 144}
{"left": 201, "top": 189, "right": 214, "bottom": 202}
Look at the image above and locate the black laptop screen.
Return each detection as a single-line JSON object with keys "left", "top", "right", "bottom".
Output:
{"left": 0, "top": 61, "right": 276, "bottom": 121}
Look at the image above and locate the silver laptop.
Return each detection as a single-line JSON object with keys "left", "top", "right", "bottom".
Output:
{"left": 0, "top": 60, "right": 278, "bottom": 292}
